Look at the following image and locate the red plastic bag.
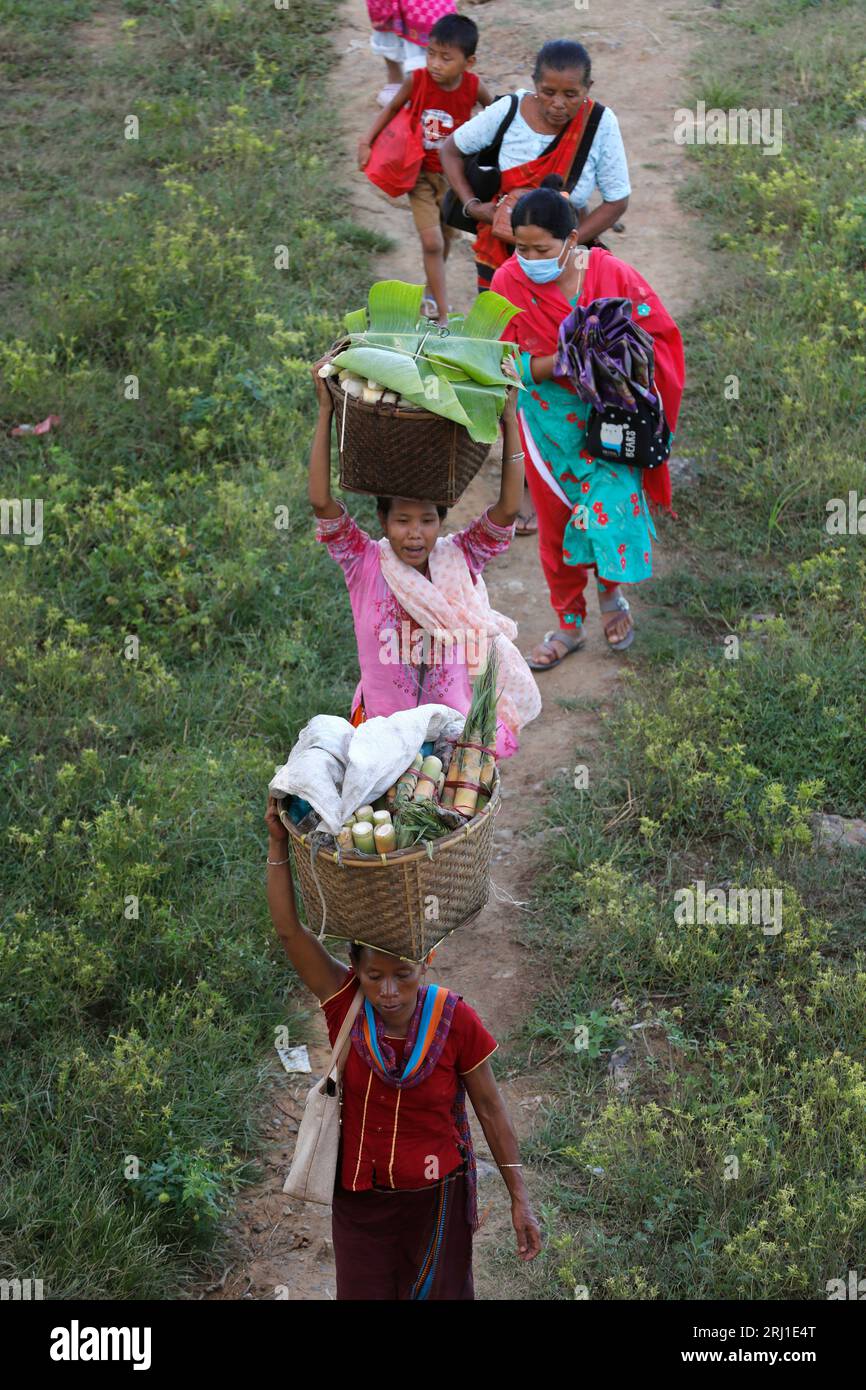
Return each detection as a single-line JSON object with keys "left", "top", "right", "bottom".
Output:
{"left": 364, "top": 104, "right": 424, "bottom": 198}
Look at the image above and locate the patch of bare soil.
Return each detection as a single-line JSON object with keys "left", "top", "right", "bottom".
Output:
{"left": 72, "top": 5, "right": 127, "bottom": 57}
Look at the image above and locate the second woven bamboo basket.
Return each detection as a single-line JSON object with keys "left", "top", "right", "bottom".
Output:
{"left": 279, "top": 772, "right": 501, "bottom": 961}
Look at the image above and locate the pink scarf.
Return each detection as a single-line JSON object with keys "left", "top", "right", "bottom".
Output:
{"left": 378, "top": 536, "right": 542, "bottom": 736}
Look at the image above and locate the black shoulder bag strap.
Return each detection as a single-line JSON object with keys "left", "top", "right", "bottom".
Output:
{"left": 564, "top": 101, "right": 606, "bottom": 194}
{"left": 485, "top": 92, "right": 519, "bottom": 164}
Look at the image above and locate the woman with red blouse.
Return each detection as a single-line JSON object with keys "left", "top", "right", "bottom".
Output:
{"left": 265, "top": 797, "right": 542, "bottom": 1300}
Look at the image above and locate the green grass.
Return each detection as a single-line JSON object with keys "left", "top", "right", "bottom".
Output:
{"left": 0, "top": 0, "right": 383, "bottom": 1297}
{"left": 520, "top": 0, "right": 866, "bottom": 1301}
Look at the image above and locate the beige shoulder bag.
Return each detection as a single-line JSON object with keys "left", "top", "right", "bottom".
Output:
{"left": 282, "top": 987, "right": 364, "bottom": 1205}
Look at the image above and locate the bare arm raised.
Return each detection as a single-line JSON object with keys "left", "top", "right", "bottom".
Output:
{"left": 308, "top": 363, "right": 342, "bottom": 520}
{"left": 265, "top": 796, "right": 348, "bottom": 1003}
{"left": 487, "top": 378, "right": 524, "bottom": 528}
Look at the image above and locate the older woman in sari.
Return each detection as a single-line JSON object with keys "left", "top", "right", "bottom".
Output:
{"left": 491, "top": 184, "right": 685, "bottom": 662}
{"left": 440, "top": 38, "right": 631, "bottom": 533}
{"left": 440, "top": 39, "right": 630, "bottom": 292}
{"left": 265, "top": 799, "right": 542, "bottom": 1300}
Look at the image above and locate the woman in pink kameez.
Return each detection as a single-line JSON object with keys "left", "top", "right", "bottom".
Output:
{"left": 306, "top": 368, "right": 541, "bottom": 757}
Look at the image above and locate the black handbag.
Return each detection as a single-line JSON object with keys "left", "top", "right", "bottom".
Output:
{"left": 584, "top": 392, "right": 672, "bottom": 470}
{"left": 441, "top": 94, "right": 519, "bottom": 231}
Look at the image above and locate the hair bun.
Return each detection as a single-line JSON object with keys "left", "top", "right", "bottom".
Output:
{"left": 512, "top": 180, "right": 578, "bottom": 240}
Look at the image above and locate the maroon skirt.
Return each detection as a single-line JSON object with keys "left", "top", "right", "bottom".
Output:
{"left": 331, "top": 1165, "right": 474, "bottom": 1301}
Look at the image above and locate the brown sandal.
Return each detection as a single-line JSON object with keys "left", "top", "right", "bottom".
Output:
{"left": 527, "top": 628, "right": 586, "bottom": 670}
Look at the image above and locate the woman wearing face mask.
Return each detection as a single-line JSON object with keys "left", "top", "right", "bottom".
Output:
{"left": 491, "top": 181, "right": 685, "bottom": 664}
{"left": 439, "top": 38, "right": 631, "bottom": 534}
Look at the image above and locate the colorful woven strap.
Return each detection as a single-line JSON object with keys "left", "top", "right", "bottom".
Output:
{"left": 353, "top": 983, "right": 457, "bottom": 1089}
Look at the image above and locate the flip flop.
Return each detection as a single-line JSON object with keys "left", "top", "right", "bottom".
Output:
{"left": 527, "top": 628, "right": 586, "bottom": 670}
{"left": 514, "top": 507, "right": 538, "bottom": 537}
{"left": 421, "top": 296, "right": 453, "bottom": 321}
{"left": 598, "top": 590, "right": 635, "bottom": 651}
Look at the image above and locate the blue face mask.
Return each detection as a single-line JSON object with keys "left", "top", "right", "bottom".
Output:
{"left": 516, "top": 241, "right": 570, "bottom": 284}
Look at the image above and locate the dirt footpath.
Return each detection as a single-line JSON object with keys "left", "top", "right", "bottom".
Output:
{"left": 200, "top": 0, "right": 708, "bottom": 1302}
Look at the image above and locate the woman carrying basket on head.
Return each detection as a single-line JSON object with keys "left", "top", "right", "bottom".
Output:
{"left": 265, "top": 799, "right": 542, "bottom": 1300}
{"left": 307, "top": 365, "right": 541, "bottom": 758}
{"left": 440, "top": 38, "right": 631, "bottom": 535}
{"left": 491, "top": 184, "right": 685, "bottom": 663}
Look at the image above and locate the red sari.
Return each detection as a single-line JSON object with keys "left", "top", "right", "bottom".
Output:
{"left": 474, "top": 99, "right": 597, "bottom": 290}
{"left": 492, "top": 248, "right": 685, "bottom": 628}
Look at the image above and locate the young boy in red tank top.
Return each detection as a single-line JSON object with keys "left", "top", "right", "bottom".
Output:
{"left": 359, "top": 14, "right": 493, "bottom": 326}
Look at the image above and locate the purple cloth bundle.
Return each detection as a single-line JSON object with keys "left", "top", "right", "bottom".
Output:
{"left": 553, "top": 296, "right": 658, "bottom": 415}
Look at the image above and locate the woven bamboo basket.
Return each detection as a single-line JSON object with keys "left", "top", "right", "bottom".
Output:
{"left": 325, "top": 373, "right": 492, "bottom": 507}
{"left": 279, "top": 772, "right": 501, "bottom": 961}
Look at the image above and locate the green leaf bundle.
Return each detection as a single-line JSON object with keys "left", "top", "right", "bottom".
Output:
{"left": 334, "top": 280, "right": 522, "bottom": 443}
{"left": 393, "top": 798, "right": 456, "bottom": 851}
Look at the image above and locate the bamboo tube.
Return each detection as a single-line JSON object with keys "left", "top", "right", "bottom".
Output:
{"left": 453, "top": 742, "right": 483, "bottom": 818}
{"left": 355, "top": 804, "right": 376, "bottom": 824}
{"left": 374, "top": 822, "right": 396, "bottom": 853}
{"left": 337, "top": 826, "right": 354, "bottom": 851}
{"left": 479, "top": 751, "right": 496, "bottom": 793}
{"left": 413, "top": 755, "right": 442, "bottom": 802}
{"left": 440, "top": 741, "right": 462, "bottom": 808}
{"left": 395, "top": 755, "right": 423, "bottom": 805}
{"left": 476, "top": 752, "right": 496, "bottom": 813}
{"left": 385, "top": 782, "right": 398, "bottom": 811}
{"left": 351, "top": 820, "right": 375, "bottom": 854}
{"left": 372, "top": 809, "right": 392, "bottom": 826}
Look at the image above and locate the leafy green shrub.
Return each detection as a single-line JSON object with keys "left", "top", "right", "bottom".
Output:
{"left": 139, "top": 1147, "right": 241, "bottom": 1233}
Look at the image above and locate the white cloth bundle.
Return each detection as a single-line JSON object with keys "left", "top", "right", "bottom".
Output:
{"left": 269, "top": 705, "right": 465, "bottom": 834}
